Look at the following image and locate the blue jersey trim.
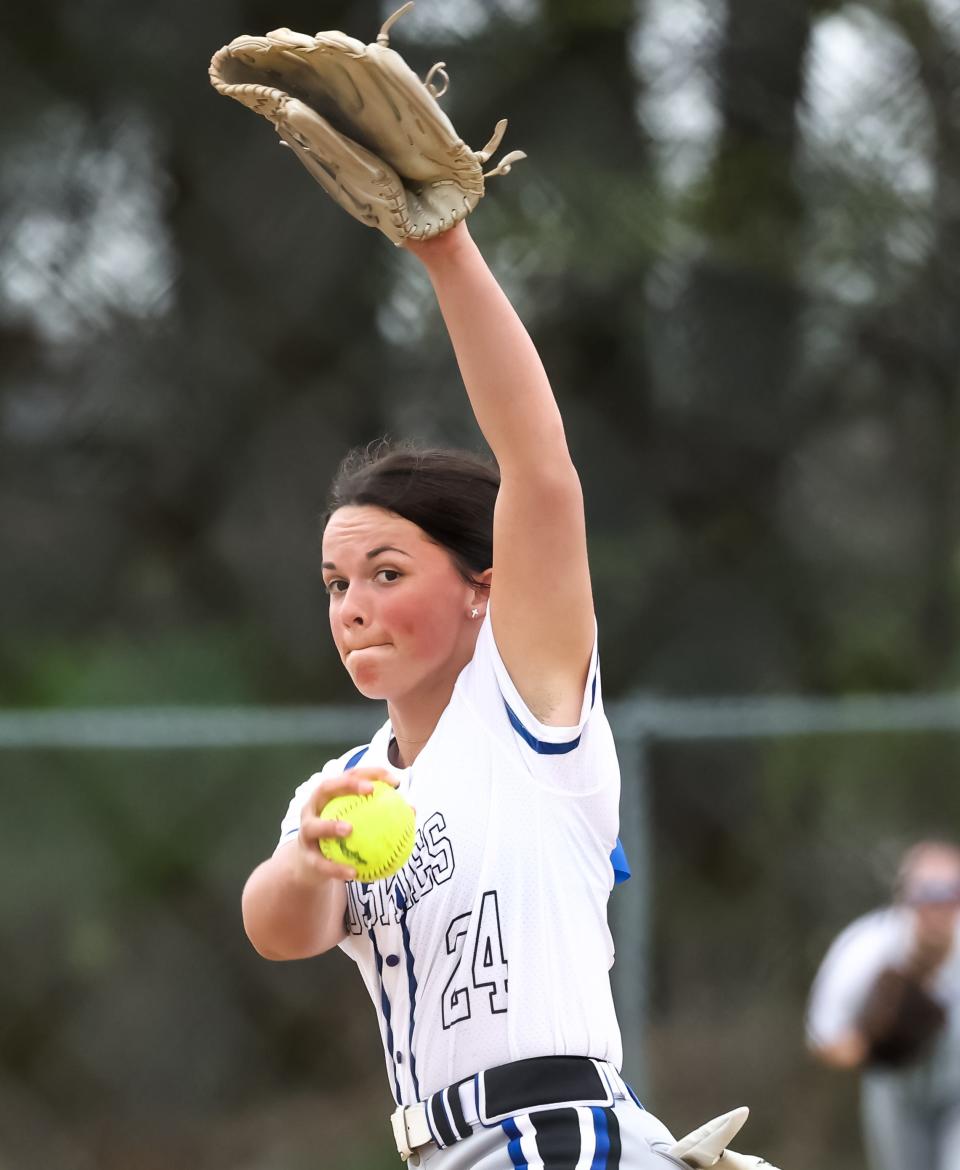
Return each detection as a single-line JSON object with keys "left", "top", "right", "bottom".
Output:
{"left": 395, "top": 887, "right": 421, "bottom": 1102}
{"left": 502, "top": 1116, "right": 528, "bottom": 1168}
{"left": 368, "top": 925, "right": 402, "bottom": 1105}
{"left": 345, "top": 746, "right": 370, "bottom": 770}
{"left": 590, "top": 1105, "right": 611, "bottom": 1169}
{"left": 610, "top": 839, "right": 631, "bottom": 885}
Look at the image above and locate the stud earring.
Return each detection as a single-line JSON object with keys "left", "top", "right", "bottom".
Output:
{"left": 471, "top": 607, "right": 480, "bottom": 619}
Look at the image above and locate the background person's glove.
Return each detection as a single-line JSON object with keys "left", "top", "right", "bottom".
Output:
{"left": 856, "top": 964, "right": 946, "bottom": 1066}
{"left": 209, "top": 1, "right": 525, "bottom": 245}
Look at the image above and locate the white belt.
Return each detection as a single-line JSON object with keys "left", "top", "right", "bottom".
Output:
{"left": 390, "top": 1058, "right": 628, "bottom": 1161}
{"left": 392, "top": 1076, "right": 479, "bottom": 1161}
{"left": 390, "top": 1101, "right": 435, "bottom": 1161}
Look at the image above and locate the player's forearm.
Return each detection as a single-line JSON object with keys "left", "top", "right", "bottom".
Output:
{"left": 242, "top": 850, "right": 347, "bottom": 960}
{"left": 412, "top": 224, "right": 574, "bottom": 478}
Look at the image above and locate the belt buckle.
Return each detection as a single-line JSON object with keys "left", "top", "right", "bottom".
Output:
{"left": 390, "top": 1105, "right": 413, "bottom": 1161}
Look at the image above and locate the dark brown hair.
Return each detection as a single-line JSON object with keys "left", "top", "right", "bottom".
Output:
{"left": 323, "top": 441, "right": 500, "bottom": 587}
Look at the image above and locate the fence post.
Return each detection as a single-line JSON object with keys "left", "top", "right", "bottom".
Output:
{"left": 610, "top": 727, "right": 651, "bottom": 1097}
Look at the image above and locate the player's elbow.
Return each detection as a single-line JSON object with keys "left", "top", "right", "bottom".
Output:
{"left": 242, "top": 888, "right": 345, "bottom": 960}
{"left": 242, "top": 915, "right": 334, "bottom": 961}
{"left": 247, "top": 937, "right": 290, "bottom": 961}
{"left": 242, "top": 901, "right": 292, "bottom": 960}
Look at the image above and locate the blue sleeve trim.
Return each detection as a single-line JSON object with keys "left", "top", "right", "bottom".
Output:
{"left": 503, "top": 701, "right": 583, "bottom": 755}
{"left": 500, "top": 657, "right": 598, "bottom": 756}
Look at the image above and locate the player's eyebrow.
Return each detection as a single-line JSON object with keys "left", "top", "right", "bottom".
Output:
{"left": 321, "top": 545, "right": 412, "bottom": 570}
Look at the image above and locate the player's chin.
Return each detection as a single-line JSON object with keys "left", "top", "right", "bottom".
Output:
{"left": 344, "top": 660, "right": 392, "bottom": 700}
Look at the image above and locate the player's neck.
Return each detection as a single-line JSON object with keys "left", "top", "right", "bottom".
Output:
{"left": 386, "top": 634, "right": 479, "bottom": 765}
{"left": 387, "top": 677, "right": 457, "bottom": 767}
{"left": 387, "top": 734, "right": 424, "bottom": 768}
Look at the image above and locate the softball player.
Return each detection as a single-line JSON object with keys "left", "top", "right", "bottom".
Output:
{"left": 807, "top": 842, "right": 960, "bottom": 1170}
{"left": 241, "top": 222, "right": 730, "bottom": 1168}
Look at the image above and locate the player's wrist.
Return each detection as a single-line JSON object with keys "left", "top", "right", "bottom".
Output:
{"left": 404, "top": 220, "right": 473, "bottom": 266}
{"left": 290, "top": 837, "right": 340, "bottom": 887}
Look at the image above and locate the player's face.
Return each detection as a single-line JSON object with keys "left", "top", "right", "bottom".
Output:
{"left": 321, "top": 505, "right": 482, "bottom": 702}
{"left": 904, "top": 850, "right": 960, "bottom": 930}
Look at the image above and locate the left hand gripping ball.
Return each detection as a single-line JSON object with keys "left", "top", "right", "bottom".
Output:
{"left": 319, "top": 781, "right": 415, "bottom": 882}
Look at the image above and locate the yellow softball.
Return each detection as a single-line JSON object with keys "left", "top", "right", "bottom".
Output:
{"left": 319, "top": 780, "right": 415, "bottom": 882}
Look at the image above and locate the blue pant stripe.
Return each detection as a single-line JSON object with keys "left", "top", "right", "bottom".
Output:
{"left": 502, "top": 1116, "right": 528, "bottom": 1168}
{"left": 590, "top": 1105, "right": 611, "bottom": 1170}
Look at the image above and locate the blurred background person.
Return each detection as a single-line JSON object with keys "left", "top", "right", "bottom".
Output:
{"left": 806, "top": 840, "right": 960, "bottom": 1170}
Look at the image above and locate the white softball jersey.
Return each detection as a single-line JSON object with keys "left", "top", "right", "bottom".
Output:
{"left": 276, "top": 612, "right": 625, "bottom": 1106}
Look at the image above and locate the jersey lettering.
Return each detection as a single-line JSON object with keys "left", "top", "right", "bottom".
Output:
{"left": 345, "top": 880, "right": 385, "bottom": 933}
{"left": 344, "top": 810, "right": 456, "bottom": 931}
{"left": 423, "top": 812, "right": 455, "bottom": 885}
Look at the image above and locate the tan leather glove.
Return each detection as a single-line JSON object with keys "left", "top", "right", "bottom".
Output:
{"left": 209, "top": 2, "right": 524, "bottom": 244}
